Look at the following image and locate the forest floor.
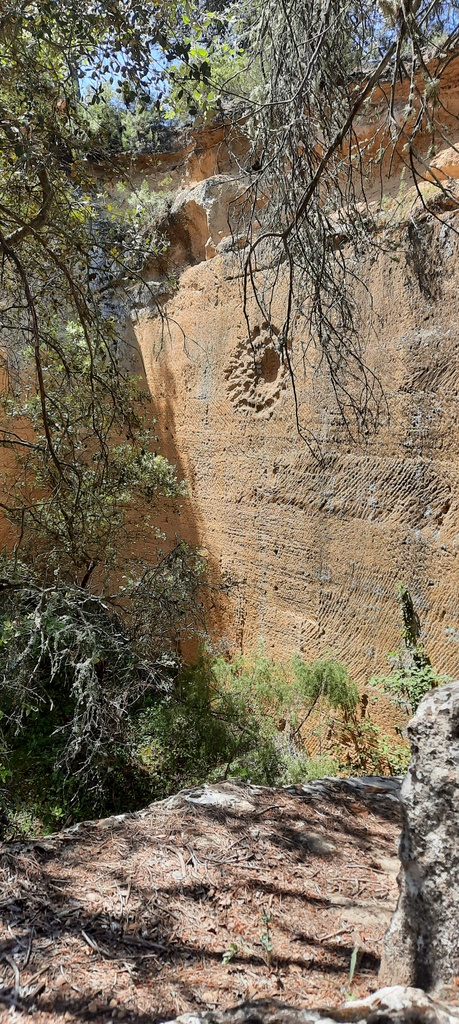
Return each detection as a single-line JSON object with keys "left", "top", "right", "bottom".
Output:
{"left": 0, "top": 778, "right": 402, "bottom": 1024}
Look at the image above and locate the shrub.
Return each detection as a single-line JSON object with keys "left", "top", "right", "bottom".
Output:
{"left": 134, "top": 649, "right": 357, "bottom": 797}
{"left": 0, "top": 548, "right": 205, "bottom": 832}
{"left": 214, "top": 648, "right": 359, "bottom": 740}
{"left": 0, "top": 635, "right": 410, "bottom": 835}
{"left": 135, "top": 655, "right": 280, "bottom": 794}
{"left": 370, "top": 584, "right": 451, "bottom": 716}
{"left": 370, "top": 663, "right": 449, "bottom": 716}
{"left": 334, "top": 713, "right": 411, "bottom": 776}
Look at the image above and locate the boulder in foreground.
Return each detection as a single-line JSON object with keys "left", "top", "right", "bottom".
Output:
{"left": 380, "top": 682, "right": 459, "bottom": 991}
{"left": 167, "top": 986, "right": 459, "bottom": 1024}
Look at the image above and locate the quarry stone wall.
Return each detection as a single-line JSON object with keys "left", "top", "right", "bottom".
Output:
{"left": 125, "top": 74, "right": 459, "bottom": 685}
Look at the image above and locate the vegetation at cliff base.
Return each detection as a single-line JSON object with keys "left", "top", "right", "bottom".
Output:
{"left": 0, "top": 641, "right": 414, "bottom": 836}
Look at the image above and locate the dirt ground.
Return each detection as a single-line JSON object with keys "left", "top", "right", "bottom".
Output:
{"left": 0, "top": 779, "right": 402, "bottom": 1024}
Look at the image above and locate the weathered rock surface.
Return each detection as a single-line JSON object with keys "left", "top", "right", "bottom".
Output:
{"left": 169, "top": 175, "right": 246, "bottom": 263}
{"left": 379, "top": 682, "right": 459, "bottom": 991}
{"left": 165, "top": 987, "right": 459, "bottom": 1024}
{"left": 426, "top": 145, "right": 459, "bottom": 181}
{"left": 128, "top": 55, "right": 459, "bottom": 688}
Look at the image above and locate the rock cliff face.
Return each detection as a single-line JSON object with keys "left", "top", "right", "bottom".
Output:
{"left": 128, "top": 67, "right": 459, "bottom": 682}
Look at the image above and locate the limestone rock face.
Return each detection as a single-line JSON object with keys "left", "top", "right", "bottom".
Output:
{"left": 427, "top": 146, "right": 459, "bottom": 181}
{"left": 165, "top": 987, "right": 459, "bottom": 1024}
{"left": 128, "top": 55, "right": 459, "bottom": 686}
{"left": 138, "top": 175, "right": 459, "bottom": 686}
{"left": 379, "top": 682, "right": 459, "bottom": 991}
{"left": 169, "top": 175, "right": 246, "bottom": 262}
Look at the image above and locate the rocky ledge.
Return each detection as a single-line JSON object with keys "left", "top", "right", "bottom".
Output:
{"left": 168, "top": 986, "right": 459, "bottom": 1024}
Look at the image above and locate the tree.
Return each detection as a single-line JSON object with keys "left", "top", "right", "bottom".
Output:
{"left": 214, "top": 0, "right": 459, "bottom": 449}
{"left": 0, "top": 1, "right": 212, "bottom": 820}
{"left": 0, "top": 1, "right": 214, "bottom": 580}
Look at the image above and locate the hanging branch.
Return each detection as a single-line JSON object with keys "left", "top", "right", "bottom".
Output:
{"left": 226, "top": 0, "right": 459, "bottom": 448}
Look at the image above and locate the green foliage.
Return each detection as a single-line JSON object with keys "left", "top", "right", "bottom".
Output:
{"left": 371, "top": 663, "right": 449, "bottom": 716}
{"left": 164, "top": 9, "right": 236, "bottom": 122}
{"left": 0, "top": 638, "right": 416, "bottom": 834}
{"left": 82, "top": 85, "right": 177, "bottom": 156}
{"left": 221, "top": 908, "right": 276, "bottom": 971}
{"left": 0, "top": 0, "right": 216, "bottom": 836}
{"left": 0, "top": 0, "right": 213, "bottom": 591}
{"left": 102, "top": 177, "right": 174, "bottom": 274}
{"left": 0, "top": 546, "right": 206, "bottom": 831}
{"left": 222, "top": 942, "right": 239, "bottom": 966}
{"left": 167, "top": 44, "right": 262, "bottom": 123}
{"left": 290, "top": 654, "right": 359, "bottom": 712}
{"left": 135, "top": 649, "right": 356, "bottom": 798}
{"left": 212, "top": 650, "right": 356, "bottom": 783}
{"left": 371, "top": 584, "right": 450, "bottom": 716}
{"left": 82, "top": 10, "right": 236, "bottom": 131}
{"left": 278, "top": 752, "right": 341, "bottom": 784}
{"left": 336, "top": 712, "right": 410, "bottom": 776}
{"left": 214, "top": 648, "right": 358, "bottom": 724}
{"left": 135, "top": 655, "right": 271, "bottom": 793}
{"left": 2, "top": 335, "right": 184, "bottom": 581}
{"left": 395, "top": 583, "right": 427, "bottom": 663}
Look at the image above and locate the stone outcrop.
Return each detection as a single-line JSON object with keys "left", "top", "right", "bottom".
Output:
{"left": 125, "top": 59, "right": 459, "bottom": 685}
{"left": 168, "top": 175, "right": 247, "bottom": 263}
{"left": 134, "top": 146, "right": 459, "bottom": 686}
{"left": 164, "top": 987, "right": 459, "bottom": 1024}
{"left": 426, "top": 145, "right": 459, "bottom": 182}
{"left": 379, "top": 682, "right": 459, "bottom": 991}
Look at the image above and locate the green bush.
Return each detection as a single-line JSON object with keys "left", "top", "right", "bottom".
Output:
{"left": 335, "top": 712, "right": 411, "bottom": 776}
{"left": 0, "top": 549, "right": 204, "bottom": 834}
{"left": 214, "top": 648, "right": 358, "bottom": 733}
{"left": 135, "top": 649, "right": 357, "bottom": 797}
{"left": 371, "top": 583, "right": 451, "bottom": 716}
{"left": 135, "top": 656, "right": 280, "bottom": 793}
{"left": 371, "top": 662, "right": 449, "bottom": 715}
{"left": 0, "top": 636, "right": 410, "bottom": 836}
{"left": 81, "top": 85, "right": 172, "bottom": 156}
{"left": 370, "top": 584, "right": 450, "bottom": 716}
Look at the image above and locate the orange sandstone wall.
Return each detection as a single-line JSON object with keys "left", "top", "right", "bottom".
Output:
{"left": 132, "top": 222, "right": 459, "bottom": 681}
{"left": 126, "top": 87, "right": 459, "bottom": 683}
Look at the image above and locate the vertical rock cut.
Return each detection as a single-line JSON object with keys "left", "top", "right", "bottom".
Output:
{"left": 379, "top": 681, "right": 459, "bottom": 991}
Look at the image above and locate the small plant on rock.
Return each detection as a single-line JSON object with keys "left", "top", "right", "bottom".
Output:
{"left": 371, "top": 584, "right": 450, "bottom": 715}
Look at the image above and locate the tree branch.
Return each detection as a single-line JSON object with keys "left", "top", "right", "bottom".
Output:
{"left": 5, "top": 166, "right": 53, "bottom": 246}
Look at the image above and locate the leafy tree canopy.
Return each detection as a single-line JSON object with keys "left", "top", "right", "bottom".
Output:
{"left": 0, "top": 1, "right": 211, "bottom": 817}
{"left": 0, "top": 0, "right": 213, "bottom": 583}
